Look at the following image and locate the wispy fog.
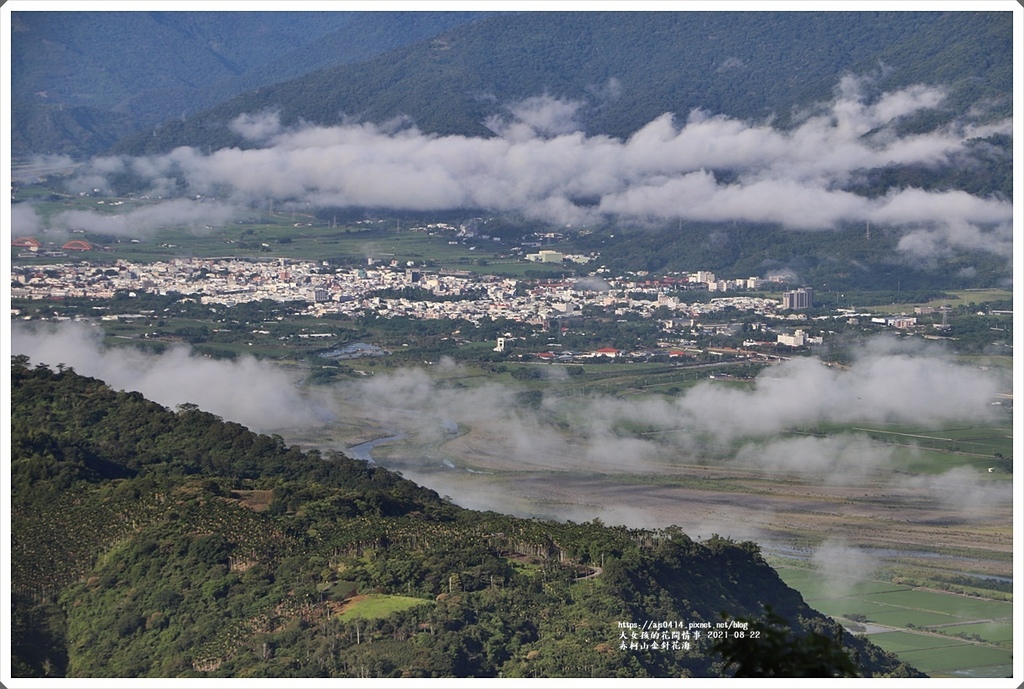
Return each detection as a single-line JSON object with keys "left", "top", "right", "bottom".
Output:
{"left": 11, "top": 320, "right": 1012, "bottom": 580}
{"left": 811, "top": 539, "right": 881, "bottom": 599}
{"left": 48, "top": 199, "right": 241, "bottom": 239}
{"left": 11, "top": 321, "right": 332, "bottom": 432}
{"left": 16, "top": 75, "right": 1011, "bottom": 260}
{"left": 12, "top": 322, "right": 1005, "bottom": 489}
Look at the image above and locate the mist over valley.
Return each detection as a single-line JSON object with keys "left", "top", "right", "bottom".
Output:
{"left": 4, "top": 5, "right": 1017, "bottom": 681}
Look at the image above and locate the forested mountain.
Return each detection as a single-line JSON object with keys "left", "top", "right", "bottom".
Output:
{"left": 9, "top": 357, "right": 921, "bottom": 679}
{"left": 10, "top": 11, "right": 489, "bottom": 157}
{"left": 583, "top": 214, "right": 1014, "bottom": 291}
{"left": 110, "top": 11, "right": 1012, "bottom": 156}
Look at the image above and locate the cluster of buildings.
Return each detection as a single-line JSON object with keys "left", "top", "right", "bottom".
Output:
{"left": 524, "top": 249, "right": 592, "bottom": 264}
{"left": 11, "top": 257, "right": 832, "bottom": 347}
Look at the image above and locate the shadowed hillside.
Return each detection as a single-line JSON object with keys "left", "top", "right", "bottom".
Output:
{"left": 111, "top": 11, "right": 1011, "bottom": 155}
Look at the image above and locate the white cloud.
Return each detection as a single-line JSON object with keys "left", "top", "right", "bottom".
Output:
{"left": 11, "top": 322, "right": 330, "bottom": 432}
{"left": 48, "top": 198, "right": 239, "bottom": 237}
{"left": 811, "top": 539, "right": 881, "bottom": 599}
{"left": 11, "top": 204, "right": 43, "bottom": 236}
{"left": 229, "top": 110, "right": 284, "bottom": 142}
{"left": 65, "top": 81, "right": 1011, "bottom": 259}
{"left": 12, "top": 325, "right": 1009, "bottom": 536}
{"left": 487, "top": 95, "right": 585, "bottom": 139}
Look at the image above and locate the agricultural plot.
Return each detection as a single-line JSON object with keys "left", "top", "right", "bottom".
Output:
{"left": 773, "top": 568, "right": 904, "bottom": 597}
{"left": 867, "top": 609, "right": 959, "bottom": 628}
{"left": 800, "top": 418, "right": 1014, "bottom": 477}
{"left": 869, "top": 589, "right": 1013, "bottom": 621}
{"left": 14, "top": 192, "right": 574, "bottom": 279}
{"left": 865, "top": 289, "right": 1012, "bottom": 315}
{"left": 934, "top": 622, "right": 1014, "bottom": 645}
{"left": 881, "top": 641, "right": 1012, "bottom": 677}
{"left": 775, "top": 566, "right": 1013, "bottom": 677}
{"left": 841, "top": 423, "right": 1013, "bottom": 457}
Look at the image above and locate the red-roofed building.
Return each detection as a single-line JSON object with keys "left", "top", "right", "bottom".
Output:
{"left": 62, "top": 240, "right": 93, "bottom": 251}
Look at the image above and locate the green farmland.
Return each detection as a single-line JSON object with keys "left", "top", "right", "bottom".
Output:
{"left": 796, "top": 419, "right": 1014, "bottom": 478}
{"left": 13, "top": 191, "right": 575, "bottom": 278}
{"left": 869, "top": 634, "right": 1012, "bottom": 678}
{"left": 776, "top": 566, "right": 1013, "bottom": 678}
{"left": 850, "top": 424, "right": 1014, "bottom": 459}
{"left": 865, "top": 289, "right": 1013, "bottom": 315}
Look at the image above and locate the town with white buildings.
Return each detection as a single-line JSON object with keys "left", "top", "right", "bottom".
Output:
{"left": 10, "top": 257, "right": 803, "bottom": 325}
{"left": 11, "top": 255, "right": 936, "bottom": 356}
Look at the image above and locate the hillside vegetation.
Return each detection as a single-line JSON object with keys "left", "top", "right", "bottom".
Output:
{"left": 10, "top": 11, "right": 487, "bottom": 157}
{"left": 9, "top": 356, "right": 922, "bottom": 678}
{"left": 113, "top": 11, "right": 1012, "bottom": 156}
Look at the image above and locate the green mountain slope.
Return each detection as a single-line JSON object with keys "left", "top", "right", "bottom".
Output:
{"left": 113, "top": 11, "right": 1012, "bottom": 156}
{"left": 9, "top": 356, "right": 922, "bottom": 678}
{"left": 581, "top": 212, "right": 1013, "bottom": 291}
{"left": 10, "top": 11, "right": 488, "bottom": 157}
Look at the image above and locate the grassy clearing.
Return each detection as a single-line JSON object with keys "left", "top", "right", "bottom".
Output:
{"left": 793, "top": 580, "right": 1013, "bottom": 627}
{"left": 322, "top": 580, "right": 358, "bottom": 600}
{"left": 13, "top": 198, "right": 575, "bottom": 278}
{"left": 809, "top": 599, "right": 907, "bottom": 619}
{"left": 336, "top": 593, "right": 431, "bottom": 620}
{"left": 835, "top": 422, "right": 1012, "bottom": 454}
{"left": 858, "top": 427, "right": 1014, "bottom": 459}
{"left": 866, "top": 634, "right": 1013, "bottom": 677}
{"left": 956, "top": 354, "right": 1013, "bottom": 370}
{"left": 795, "top": 419, "right": 1014, "bottom": 476}
{"left": 868, "top": 609, "right": 958, "bottom": 627}
{"left": 945, "top": 289, "right": 1014, "bottom": 305}
{"left": 11, "top": 201, "right": 512, "bottom": 268}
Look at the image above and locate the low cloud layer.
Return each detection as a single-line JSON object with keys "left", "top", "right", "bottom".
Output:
{"left": 53, "top": 199, "right": 240, "bottom": 238}
{"left": 11, "top": 322, "right": 330, "bottom": 432}
{"left": 15, "top": 322, "right": 1004, "bottom": 465}
{"left": 19, "top": 76, "right": 1010, "bottom": 261}
{"left": 732, "top": 435, "right": 894, "bottom": 484}
{"left": 12, "top": 323, "right": 1010, "bottom": 538}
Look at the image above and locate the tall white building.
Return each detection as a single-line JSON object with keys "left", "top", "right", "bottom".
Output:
{"left": 782, "top": 287, "right": 814, "bottom": 310}
{"left": 777, "top": 329, "right": 808, "bottom": 346}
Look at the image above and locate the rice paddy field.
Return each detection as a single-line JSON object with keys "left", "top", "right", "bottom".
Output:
{"left": 775, "top": 566, "right": 1013, "bottom": 678}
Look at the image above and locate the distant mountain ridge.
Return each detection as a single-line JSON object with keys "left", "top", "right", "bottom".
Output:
{"left": 10, "top": 11, "right": 490, "bottom": 157}
{"left": 107, "top": 10, "right": 1012, "bottom": 156}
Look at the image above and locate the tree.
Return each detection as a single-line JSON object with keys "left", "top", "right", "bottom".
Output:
{"left": 712, "top": 606, "right": 859, "bottom": 678}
